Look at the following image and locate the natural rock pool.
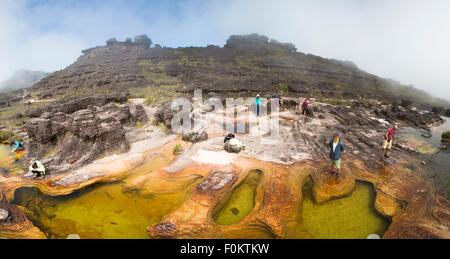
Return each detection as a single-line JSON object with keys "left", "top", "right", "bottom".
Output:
{"left": 2, "top": 114, "right": 449, "bottom": 239}
{"left": 7, "top": 152, "right": 200, "bottom": 239}
{"left": 295, "top": 180, "right": 389, "bottom": 239}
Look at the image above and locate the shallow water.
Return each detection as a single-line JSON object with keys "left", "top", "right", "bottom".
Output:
{"left": 294, "top": 180, "right": 389, "bottom": 239}
{"left": 11, "top": 155, "right": 199, "bottom": 239}
{"left": 0, "top": 144, "right": 24, "bottom": 176}
{"left": 401, "top": 117, "right": 450, "bottom": 190}
{"left": 214, "top": 170, "right": 263, "bottom": 225}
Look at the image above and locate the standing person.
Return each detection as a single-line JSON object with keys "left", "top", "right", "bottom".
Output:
{"left": 329, "top": 133, "right": 345, "bottom": 177}
{"left": 29, "top": 161, "right": 46, "bottom": 179}
{"left": 272, "top": 93, "right": 281, "bottom": 107}
{"left": 301, "top": 98, "right": 309, "bottom": 116}
{"left": 381, "top": 125, "right": 398, "bottom": 158}
{"left": 255, "top": 94, "right": 261, "bottom": 117}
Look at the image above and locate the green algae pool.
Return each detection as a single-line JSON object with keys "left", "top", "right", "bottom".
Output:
{"left": 213, "top": 170, "right": 263, "bottom": 225}
{"left": 11, "top": 155, "right": 200, "bottom": 239}
{"left": 294, "top": 180, "right": 390, "bottom": 239}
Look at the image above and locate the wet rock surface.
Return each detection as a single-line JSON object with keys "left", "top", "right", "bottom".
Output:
{"left": 197, "top": 170, "right": 236, "bottom": 193}
{"left": 311, "top": 168, "right": 355, "bottom": 203}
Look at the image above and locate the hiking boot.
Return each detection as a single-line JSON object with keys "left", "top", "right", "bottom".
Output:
{"left": 335, "top": 172, "right": 341, "bottom": 177}
{"left": 384, "top": 154, "right": 390, "bottom": 158}
{"left": 329, "top": 171, "right": 335, "bottom": 175}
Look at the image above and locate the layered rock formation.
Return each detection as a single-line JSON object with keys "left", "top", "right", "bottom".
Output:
{"left": 23, "top": 95, "right": 148, "bottom": 174}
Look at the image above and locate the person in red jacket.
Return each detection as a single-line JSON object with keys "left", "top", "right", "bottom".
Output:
{"left": 381, "top": 125, "right": 398, "bottom": 158}
{"left": 301, "top": 98, "right": 309, "bottom": 115}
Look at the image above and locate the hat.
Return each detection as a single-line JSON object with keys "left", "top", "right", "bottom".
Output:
{"left": 333, "top": 133, "right": 340, "bottom": 137}
{"left": 256, "top": 94, "right": 260, "bottom": 97}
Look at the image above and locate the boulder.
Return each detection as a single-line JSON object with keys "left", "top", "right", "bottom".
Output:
{"left": 130, "top": 104, "right": 149, "bottom": 124}
{"left": 70, "top": 109, "right": 99, "bottom": 139}
{"left": 280, "top": 98, "right": 299, "bottom": 107}
{"left": 154, "top": 101, "right": 177, "bottom": 129}
{"left": 432, "top": 107, "right": 446, "bottom": 115}
{"left": 225, "top": 138, "right": 243, "bottom": 153}
{"left": 25, "top": 118, "right": 63, "bottom": 144}
{"left": 0, "top": 208, "right": 9, "bottom": 222}
{"left": 182, "top": 131, "right": 208, "bottom": 143}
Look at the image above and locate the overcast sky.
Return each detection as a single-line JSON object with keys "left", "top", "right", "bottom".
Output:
{"left": 1, "top": 0, "right": 449, "bottom": 100}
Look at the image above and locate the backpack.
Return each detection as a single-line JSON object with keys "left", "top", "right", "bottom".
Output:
{"left": 224, "top": 133, "right": 235, "bottom": 143}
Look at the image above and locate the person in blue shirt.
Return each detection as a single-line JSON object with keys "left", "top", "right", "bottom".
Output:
{"left": 10, "top": 141, "right": 24, "bottom": 153}
{"left": 329, "top": 133, "right": 345, "bottom": 177}
{"left": 255, "top": 94, "right": 261, "bottom": 116}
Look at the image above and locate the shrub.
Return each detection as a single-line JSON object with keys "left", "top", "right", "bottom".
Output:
{"left": 173, "top": 143, "right": 183, "bottom": 154}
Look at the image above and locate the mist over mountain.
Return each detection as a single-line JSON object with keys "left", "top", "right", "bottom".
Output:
{"left": 0, "top": 69, "right": 49, "bottom": 93}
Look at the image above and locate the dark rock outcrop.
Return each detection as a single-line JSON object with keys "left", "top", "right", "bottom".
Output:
{"left": 182, "top": 131, "right": 208, "bottom": 143}
{"left": 442, "top": 132, "right": 450, "bottom": 148}
{"left": 134, "top": 35, "right": 152, "bottom": 48}
{"left": 154, "top": 101, "right": 193, "bottom": 129}
{"left": 130, "top": 104, "right": 149, "bottom": 124}
{"left": 379, "top": 106, "right": 443, "bottom": 128}
{"left": 23, "top": 99, "right": 148, "bottom": 174}
{"left": 432, "top": 107, "right": 446, "bottom": 116}
{"left": 25, "top": 93, "right": 128, "bottom": 118}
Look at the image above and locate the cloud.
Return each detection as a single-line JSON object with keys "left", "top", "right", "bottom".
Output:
{"left": 1, "top": 0, "right": 449, "bottom": 101}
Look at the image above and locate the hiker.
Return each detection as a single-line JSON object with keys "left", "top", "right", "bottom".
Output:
{"left": 29, "top": 161, "right": 46, "bottom": 179}
{"left": 272, "top": 93, "right": 281, "bottom": 107}
{"left": 301, "top": 98, "right": 309, "bottom": 115}
{"left": 381, "top": 125, "right": 398, "bottom": 158}
{"left": 255, "top": 94, "right": 261, "bottom": 116}
{"left": 10, "top": 141, "right": 24, "bottom": 153}
{"left": 329, "top": 133, "right": 345, "bottom": 177}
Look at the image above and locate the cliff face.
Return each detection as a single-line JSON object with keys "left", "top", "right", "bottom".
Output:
{"left": 31, "top": 33, "right": 436, "bottom": 105}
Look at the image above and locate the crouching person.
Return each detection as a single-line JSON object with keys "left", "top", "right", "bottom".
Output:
{"left": 29, "top": 161, "right": 46, "bottom": 179}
